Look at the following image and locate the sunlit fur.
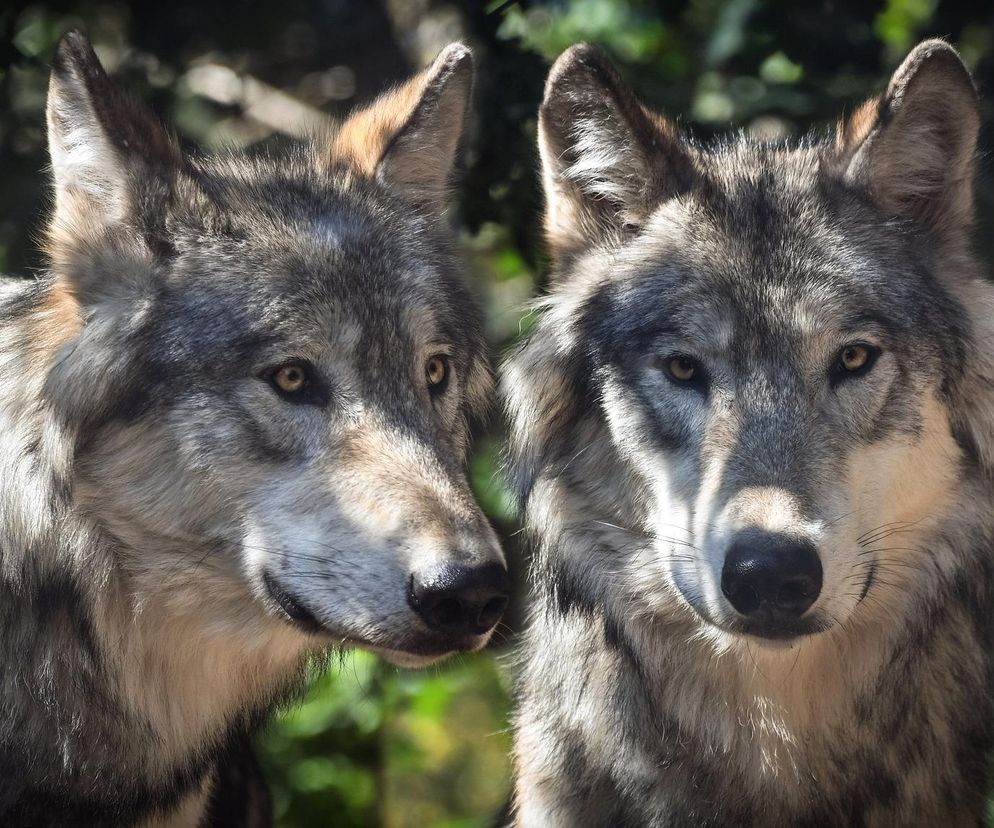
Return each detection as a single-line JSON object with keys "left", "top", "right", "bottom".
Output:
{"left": 509, "top": 40, "right": 994, "bottom": 825}
{"left": 0, "top": 32, "right": 501, "bottom": 827}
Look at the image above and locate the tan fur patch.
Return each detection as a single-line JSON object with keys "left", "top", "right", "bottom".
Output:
{"left": 328, "top": 74, "right": 429, "bottom": 175}
{"left": 847, "top": 394, "right": 959, "bottom": 541}
{"left": 17, "top": 281, "right": 83, "bottom": 368}
{"left": 325, "top": 43, "right": 472, "bottom": 206}
{"left": 834, "top": 96, "right": 881, "bottom": 152}
{"left": 836, "top": 40, "right": 979, "bottom": 242}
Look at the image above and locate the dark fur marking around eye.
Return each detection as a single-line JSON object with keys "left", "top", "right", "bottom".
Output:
{"left": 426, "top": 354, "right": 450, "bottom": 396}
{"left": 830, "top": 343, "right": 880, "bottom": 387}
{"left": 657, "top": 353, "right": 709, "bottom": 394}
{"left": 262, "top": 361, "right": 330, "bottom": 407}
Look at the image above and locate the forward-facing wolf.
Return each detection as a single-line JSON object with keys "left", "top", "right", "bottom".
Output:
{"left": 507, "top": 39, "right": 994, "bottom": 825}
{"left": 0, "top": 31, "right": 509, "bottom": 827}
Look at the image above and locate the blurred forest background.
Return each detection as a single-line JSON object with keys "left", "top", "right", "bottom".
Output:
{"left": 2, "top": 0, "right": 993, "bottom": 825}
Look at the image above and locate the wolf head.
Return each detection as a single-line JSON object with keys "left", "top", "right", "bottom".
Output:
{"left": 509, "top": 41, "right": 994, "bottom": 646}
{"left": 42, "top": 32, "right": 507, "bottom": 666}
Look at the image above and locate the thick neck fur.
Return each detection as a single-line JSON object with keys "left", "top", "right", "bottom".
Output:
{"left": 0, "top": 278, "right": 309, "bottom": 823}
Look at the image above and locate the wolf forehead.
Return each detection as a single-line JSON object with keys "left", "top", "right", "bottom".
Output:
{"left": 133, "top": 161, "right": 484, "bottom": 355}
{"left": 576, "top": 142, "right": 968, "bottom": 364}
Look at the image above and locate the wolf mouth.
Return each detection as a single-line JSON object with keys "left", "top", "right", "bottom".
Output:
{"left": 261, "top": 571, "right": 488, "bottom": 657}
{"left": 262, "top": 571, "right": 325, "bottom": 633}
{"left": 729, "top": 618, "right": 826, "bottom": 642}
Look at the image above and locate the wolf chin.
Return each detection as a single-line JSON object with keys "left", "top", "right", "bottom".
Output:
{"left": 0, "top": 32, "right": 508, "bottom": 827}
{"left": 508, "top": 40, "right": 994, "bottom": 825}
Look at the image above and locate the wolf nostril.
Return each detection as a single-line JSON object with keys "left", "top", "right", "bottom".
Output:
{"left": 777, "top": 576, "right": 817, "bottom": 613}
{"left": 432, "top": 597, "right": 465, "bottom": 628}
{"left": 721, "top": 533, "right": 822, "bottom": 621}
{"left": 409, "top": 561, "right": 510, "bottom": 637}
{"left": 477, "top": 595, "right": 509, "bottom": 630}
{"left": 725, "top": 584, "right": 761, "bottom": 616}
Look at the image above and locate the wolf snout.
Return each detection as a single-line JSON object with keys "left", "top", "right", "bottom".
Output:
{"left": 409, "top": 561, "right": 510, "bottom": 637}
{"left": 720, "top": 533, "right": 823, "bottom": 627}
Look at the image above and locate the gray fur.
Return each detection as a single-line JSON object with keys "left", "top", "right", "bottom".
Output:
{"left": 0, "top": 32, "right": 503, "bottom": 827}
{"left": 508, "top": 40, "right": 994, "bottom": 826}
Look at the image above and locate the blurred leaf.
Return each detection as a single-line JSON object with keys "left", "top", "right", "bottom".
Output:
{"left": 497, "top": 0, "right": 667, "bottom": 64}
{"left": 705, "top": 0, "right": 757, "bottom": 67}
{"left": 12, "top": 8, "right": 62, "bottom": 58}
{"left": 760, "top": 51, "right": 803, "bottom": 85}
{"left": 875, "top": 0, "right": 940, "bottom": 57}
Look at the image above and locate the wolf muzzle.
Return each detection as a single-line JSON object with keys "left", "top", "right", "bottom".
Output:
{"left": 408, "top": 561, "right": 510, "bottom": 638}
{"left": 720, "top": 530, "right": 823, "bottom": 637}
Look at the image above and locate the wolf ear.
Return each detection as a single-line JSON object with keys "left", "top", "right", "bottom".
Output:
{"left": 328, "top": 43, "right": 473, "bottom": 210}
{"left": 836, "top": 39, "right": 979, "bottom": 245}
{"left": 46, "top": 31, "right": 181, "bottom": 281}
{"left": 539, "top": 44, "right": 694, "bottom": 268}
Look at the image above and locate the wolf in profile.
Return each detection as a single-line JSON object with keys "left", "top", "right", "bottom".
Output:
{"left": 0, "top": 31, "right": 508, "bottom": 827}
{"left": 507, "top": 39, "right": 994, "bottom": 825}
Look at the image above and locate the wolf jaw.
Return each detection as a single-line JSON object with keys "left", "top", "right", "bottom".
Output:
{"left": 508, "top": 40, "right": 994, "bottom": 825}
{"left": 0, "top": 32, "right": 506, "bottom": 827}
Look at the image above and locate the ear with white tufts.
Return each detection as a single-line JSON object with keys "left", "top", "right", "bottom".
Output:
{"left": 328, "top": 43, "right": 474, "bottom": 210}
{"left": 538, "top": 44, "right": 695, "bottom": 269}
{"left": 46, "top": 31, "right": 182, "bottom": 291}
{"left": 836, "top": 39, "right": 979, "bottom": 245}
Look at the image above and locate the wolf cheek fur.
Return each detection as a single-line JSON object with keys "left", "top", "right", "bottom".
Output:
{"left": 508, "top": 40, "right": 994, "bottom": 826}
{"left": 0, "top": 32, "right": 507, "bottom": 827}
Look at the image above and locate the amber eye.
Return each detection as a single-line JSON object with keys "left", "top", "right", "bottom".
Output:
{"left": 840, "top": 344, "right": 870, "bottom": 372}
{"left": 832, "top": 342, "right": 880, "bottom": 386}
{"left": 272, "top": 363, "right": 308, "bottom": 394}
{"left": 667, "top": 356, "right": 698, "bottom": 383}
{"left": 425, "top": 354, "right": 449, "bottom": 391}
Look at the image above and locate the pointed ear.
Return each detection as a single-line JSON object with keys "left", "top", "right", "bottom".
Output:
{"left": 539, "top": 44, "right": 695, "bottom": 268}
{"left": 328, "top": 43, "right": 473, "bottom": 209}
{"left": 46, "top": 31, "right": 182, "bottom": 282}
{"left": 835, "top": 39, "right": 979, "bottom": 245}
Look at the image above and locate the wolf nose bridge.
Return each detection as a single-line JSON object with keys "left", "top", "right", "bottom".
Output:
{"left": 409, "top": 562, "right": 510, "bottom": 636}
{"left": 720, "top": 534, "right": 822, "bottom": 620}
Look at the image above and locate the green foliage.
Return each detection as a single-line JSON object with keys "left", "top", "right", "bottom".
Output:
{"left": 256, "top": 652, "right": 512, "bottom": 827}
{"left": 876, "top": 0, "right": 941, "bottom": 58}
{"left": 497, "top": 0, "right": 669, "bottom": 63}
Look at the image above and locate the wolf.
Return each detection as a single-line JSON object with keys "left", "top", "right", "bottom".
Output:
{"left": 0, "top": 31, "right": 508, "bottom": 827}
{"left": 507, "top": 39, "right": 994, "bottom": 826}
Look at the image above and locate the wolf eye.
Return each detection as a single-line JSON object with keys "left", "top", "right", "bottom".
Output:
{"left": 273, "top": 363, "right": 307, "bottom": 393}
{"left": 832, "top": 343, "right": 879, "bottom": 385}
{"left": 262, "top": 360, "right": 329, "bottom": 407}
{"left": 426, "top": 354, "right": 449, "bottom": 393}
{"left": 841, "top": 345, "right": 869, "bottom": 371}
{"left": 667, "top": 356, "right": 698, "bottom": 383}
{"left": 265, "top": 361, "right": 312, "bottom": 398}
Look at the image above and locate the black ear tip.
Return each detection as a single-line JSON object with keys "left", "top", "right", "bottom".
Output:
{"left": 428, "top": 42, "right": 475, "bottom": 99}
{"left": 899, "top": 38, "right": 975, "bottom": 93}
{"left": 544, "top": 42, "right": 619, "bottom": 103}
{"left": 52, "top": 29, "right": 102, "bottom": 78}
{"left": 910, "top": 38, "right": 961, "bottom": 59}
{"left": 556, "top": 42, "right": 609, "bottom": 68}
{"left": 436, "top": 42, "right": 474, "bottom": 72}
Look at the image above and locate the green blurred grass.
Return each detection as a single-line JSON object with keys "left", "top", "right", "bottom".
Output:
{"left": 256, "top": 651, "right": 513, "bottom": 828}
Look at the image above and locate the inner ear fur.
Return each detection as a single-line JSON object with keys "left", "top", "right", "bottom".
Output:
{"left": 46, "top": 30, "right": 182, "bottom": 291}
{"left": 327, "top": 43, "right": 474, "bottom": 210}
{"left": 538, "top": 43, "right": 695, "bottom": 269}
{"left": 835, "top": 39, "right": 979, "bottom": 245}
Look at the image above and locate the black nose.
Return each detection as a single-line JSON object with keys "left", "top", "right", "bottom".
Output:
{"left": 721, "top": 534, "right": 822, "bottom": 621}
{"left": 409, "top": 562, "right": 510, "bottom": 637}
